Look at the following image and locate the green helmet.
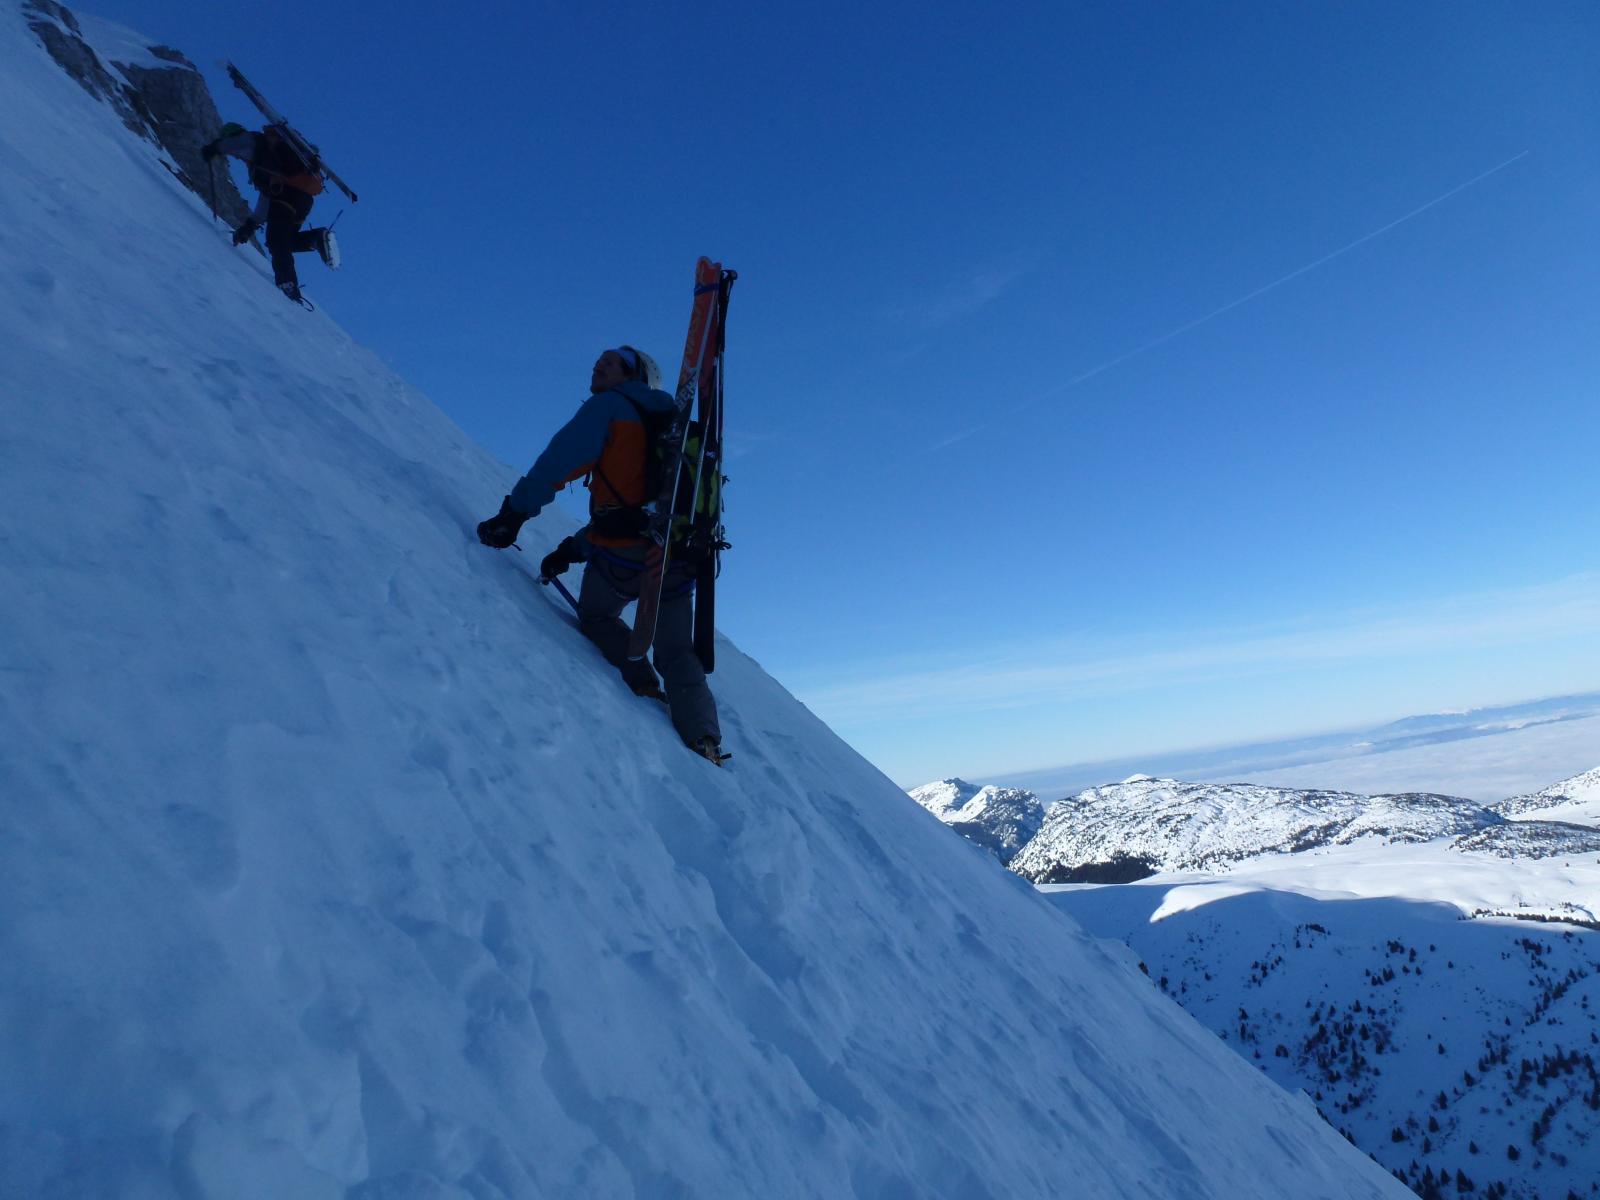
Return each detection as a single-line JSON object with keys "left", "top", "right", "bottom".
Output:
{"left": 217, "top": 121, "right": 247, "bottom": 140}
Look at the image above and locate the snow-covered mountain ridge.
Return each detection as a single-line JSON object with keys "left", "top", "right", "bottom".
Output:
{"left": 0, "top": 7, "right": 1410, "bottom": 1198}
{"left": 903, "top": 770, "right": 1600, "bottom": 885}
{"left": 1007, "top": 776, "right": 1502, "bottom": 883}
{"left": 906, "top": 777, "right": 1042, "bottom": 864}
{"left": 1495, "top": 766, "right": 1600, "bottom": 823}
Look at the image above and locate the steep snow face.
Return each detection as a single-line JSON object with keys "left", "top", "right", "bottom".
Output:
{"left": 907, "top": 778, "right": 1043, "bottom": 864}
{"left": 70, "top": 5, "right": 176, "bottom": 69}
{"left": 1010, "top": 777, "right": 1499, "bottom": 883}
{"left": 0, "top": 9, "right": 1410, "bottom": 1200}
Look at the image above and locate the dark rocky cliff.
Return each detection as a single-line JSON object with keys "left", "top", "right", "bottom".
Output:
{"left": 25, "top": 0, "right": 251, "bottom": 225}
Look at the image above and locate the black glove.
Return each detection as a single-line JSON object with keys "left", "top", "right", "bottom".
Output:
{"left": 200, "top": 142, "right": 219, "bottom": 163}
{"left": 231, "top": 220, "right": 258, "bottom": 246}
{"left": 539, "top": 536, "right": 584, "bottom": 580}
{"left": 476, "top": 495, "right": 528, "bottom": 549}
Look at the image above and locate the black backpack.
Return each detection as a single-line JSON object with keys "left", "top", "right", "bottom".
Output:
{"left": 591, "top": 396, "right": 723, "bottom": 559}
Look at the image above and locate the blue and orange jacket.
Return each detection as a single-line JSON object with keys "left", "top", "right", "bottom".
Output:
{"left": 509, "top": 379, "right": 674, "bottom": 548}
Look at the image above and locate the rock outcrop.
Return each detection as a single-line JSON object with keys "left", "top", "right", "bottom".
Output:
{"left": 25, "top": 0, "right": 249, "bottom": 224}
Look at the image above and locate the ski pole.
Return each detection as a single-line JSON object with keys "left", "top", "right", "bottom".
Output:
{"left": 207, "top": 158, "right": 218, "bottom": 223}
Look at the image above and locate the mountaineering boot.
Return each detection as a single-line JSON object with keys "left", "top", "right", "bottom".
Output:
{"left": 621, "top": 658, "right": 667, "bottom": 704}
{"left": 690, "top": 736, "right": 730, "bottom": 766}
{"left": 278, "top": 280, "right": 303, "bottom": 303}
{"left": 315, "top": 227, "right": 340, "bottom": 269}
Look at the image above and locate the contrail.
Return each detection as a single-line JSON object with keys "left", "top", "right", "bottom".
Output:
{"left": 927, "top": 150, "right": 1531, "bottom": 453}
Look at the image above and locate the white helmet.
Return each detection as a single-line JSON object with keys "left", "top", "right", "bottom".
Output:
{"left": 617, "top": 345, "right": 663, "bottom": 390}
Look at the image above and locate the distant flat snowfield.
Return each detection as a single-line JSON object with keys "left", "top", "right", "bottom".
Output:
{"left": 1197, "top": 713, "right": 1600, "bottom": 800}
{"left": 1045, "top": 836, "right": 1600, "bottom": 927}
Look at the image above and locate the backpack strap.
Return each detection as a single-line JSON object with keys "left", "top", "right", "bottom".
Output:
{"left": 618, "top": 393, "right": 654, "bottom": 429}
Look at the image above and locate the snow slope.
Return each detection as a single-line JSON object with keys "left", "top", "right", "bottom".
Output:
{"left": 72, "top": 5, "right": 173, "bottom": 70}
{"left": 0, "top": 8, "right": 1409, "bottom": 1198}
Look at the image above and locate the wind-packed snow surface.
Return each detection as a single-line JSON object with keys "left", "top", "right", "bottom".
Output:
{"left": 0, "top": 8, "right": 1412, "bottom": 1197}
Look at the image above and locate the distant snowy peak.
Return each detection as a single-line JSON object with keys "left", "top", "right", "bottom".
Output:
{"left": 907, "top": 778, "right": 1042, "bottom": 865}
{"left": 1009, "top": 776, "right": 1498, "bottom": 884}
{"left": 1493, "top": 765, "right": 1600, "bottom": 822}
{"left": 907, "top": 777, "right": 982, "bottom": 816}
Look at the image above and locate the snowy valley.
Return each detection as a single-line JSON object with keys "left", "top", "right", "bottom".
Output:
{"left": 909, "top": 768, "right": 1600, "bottom": 1198}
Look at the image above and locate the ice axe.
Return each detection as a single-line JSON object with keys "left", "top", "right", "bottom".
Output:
{"left": 540, "top": 575, "right": 579, "bottom": 613}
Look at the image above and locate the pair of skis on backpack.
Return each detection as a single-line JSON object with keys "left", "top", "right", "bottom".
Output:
{"left": 643, "top": 256, "right": 736, "bottom": 768}
{"left": 629, "top": 256, "right": 735, "bottom": 672}
{"left": 632, "top": 256, "right": 734, "bottom": 766}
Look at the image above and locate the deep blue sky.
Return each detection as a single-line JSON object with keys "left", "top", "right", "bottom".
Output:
{"left": 88, "top": 0, "right": 1600, "bottom": 784}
